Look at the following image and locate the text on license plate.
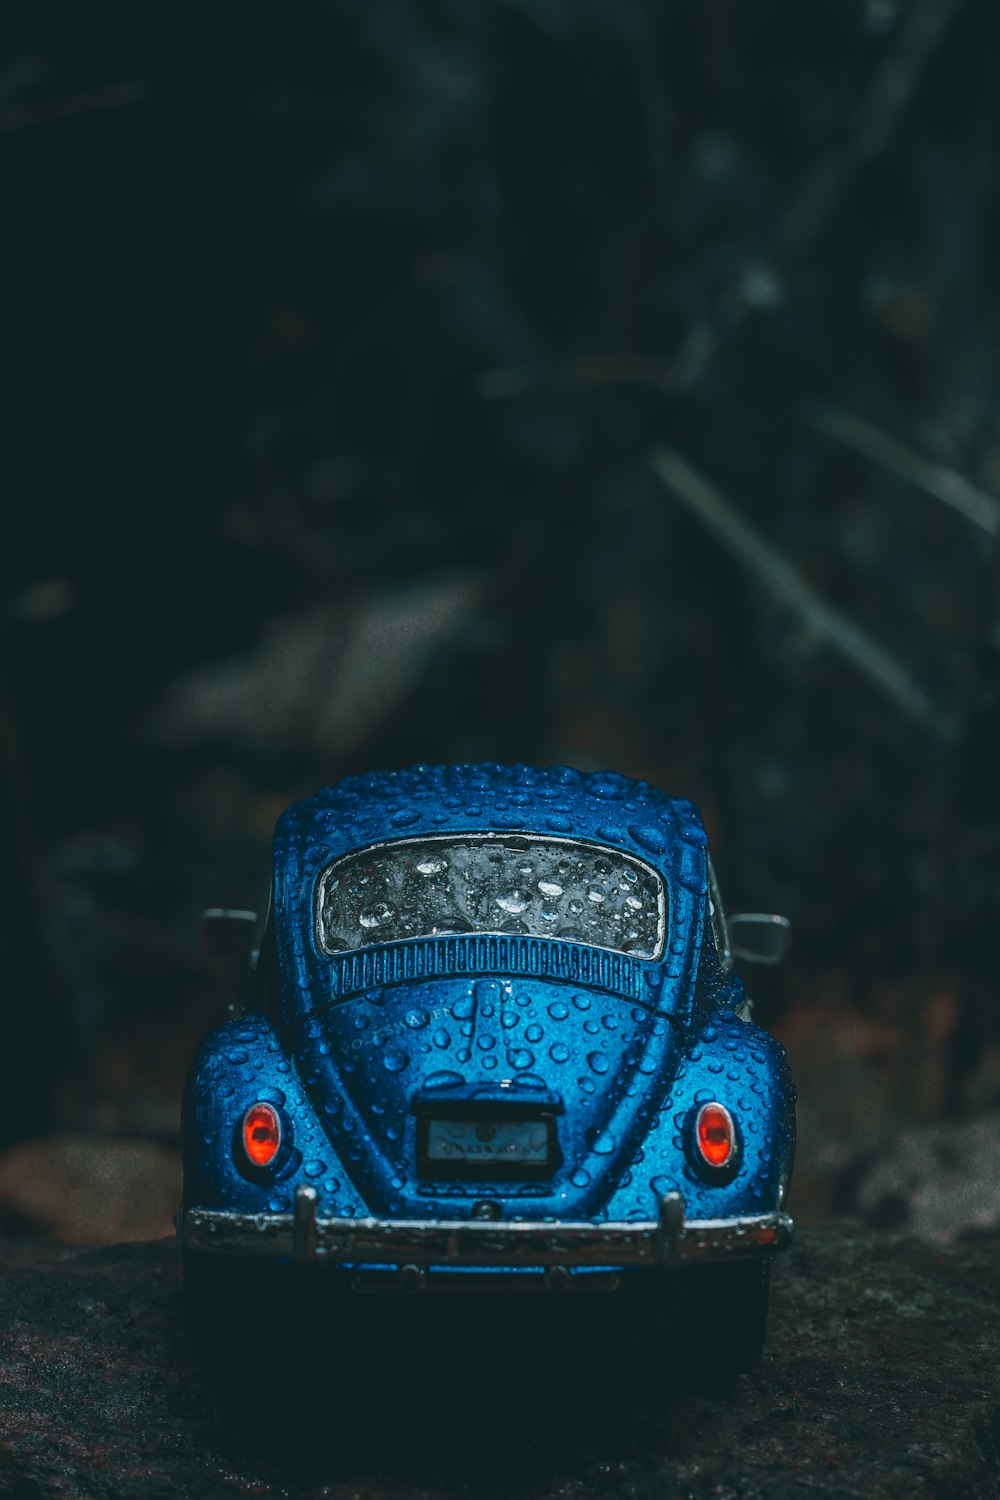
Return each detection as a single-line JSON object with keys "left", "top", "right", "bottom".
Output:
{"left": 424, "top": 1116, "right": 552, "bottom": 1165}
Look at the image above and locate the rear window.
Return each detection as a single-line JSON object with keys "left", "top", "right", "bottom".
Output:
{"left": 315, "top": 835, "right": 666, "bottom": 959}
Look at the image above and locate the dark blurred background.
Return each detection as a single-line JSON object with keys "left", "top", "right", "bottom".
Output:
{"left": 3, "top": 0, "right": 1000, "bottom": 1245}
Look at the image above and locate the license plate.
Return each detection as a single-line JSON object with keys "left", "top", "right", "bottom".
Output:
{"left": 423, "top": 1116, "right": 554, "bottom": 1170}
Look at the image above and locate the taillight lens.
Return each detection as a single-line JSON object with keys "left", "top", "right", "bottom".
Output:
{"left": 242, "top": 1103, "right": 282, "bottom": 1168}
{"left": 695, "top": 1101, "right": 735, "bottom": 1169}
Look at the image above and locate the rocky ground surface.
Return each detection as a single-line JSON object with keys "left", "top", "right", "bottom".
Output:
{"left": 0, "top": 1225, "right": 999, "bottom": 1499}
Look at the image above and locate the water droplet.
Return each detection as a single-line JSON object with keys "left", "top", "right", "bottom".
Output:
{"left": 416, "top": 854, "right": 447, "bottom": 876}
{"left": 496, "top": 890, "right": 529, "bottom": 914}
{"left": 432, "top": 1028, "right": 450, "bottom": 1048}
{"left": 477, "top": 1035, "right": 496, "bottom": 1051}
{"left": 572, "top": 994, "right": 591, "bottom": 1011}
{"left": 587, "top": 1050, "right": 610, "bottom": 1075}
{"left": 538, "top": 879, "right": 563, "bottom": 898}
{"left": 383, "top": 1045, "right": 410, "bottom": 1073}
{"left": 451, "top": 996, "right": 475, "bottom": 1021}
{"left": 570, "top": 1167, "right": 591, "bottom": 1188}
{"left": 360, "top": 902, "right": 393, "bottom": 930}
{"left": 227, "top": 1050, "right": 249, "bottom": 1066}
{"left": 303, "top": 1159, "right": 325, "bottom": 1179}
{"left": 404, "top": 1009, "right": 430, "bottom": 1030}
{"left": 548, "top": 1002, "right": 569, "bottom": 1021}
{"left": 525, "top": 1024, "right": 543, "bottom": 1043}
{"left": 425, "top": 1069, "right": 465, "bottom": 1089}
{"left": 629, "top": 824, "right": 666, "bottom": 855}
{"left": 589, "top": 1129, "right": 616, "bottom": 1154}
{"left": 549, "top": 1042, "right": 570, "bottom": 1063}
{"left": 508, "top": 1048, "right": 534, "bottom": 1070}
{"left": 578, "top": 1077, "right": 596, "bottom": 1095}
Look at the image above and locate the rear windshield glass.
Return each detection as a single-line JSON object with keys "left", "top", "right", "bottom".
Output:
{"left": 315, "top": 835, "right": 666, "bottom": 959}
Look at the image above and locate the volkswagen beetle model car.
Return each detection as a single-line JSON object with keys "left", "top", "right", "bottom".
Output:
{"left": 180, "top": 764, "right": 795, "bottom": 1371}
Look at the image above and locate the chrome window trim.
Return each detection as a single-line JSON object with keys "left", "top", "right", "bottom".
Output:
{"left": 706, "top": 854, "right": 732, "bottom": 973}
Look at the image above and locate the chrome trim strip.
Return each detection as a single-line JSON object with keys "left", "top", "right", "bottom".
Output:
{"left": 182, "top": 1197, "right": 791, "bottom": 1270}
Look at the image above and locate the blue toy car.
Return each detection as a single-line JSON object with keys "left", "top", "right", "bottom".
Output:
{"left": 181, "top": 764, "right": 795, "bottom": 1372}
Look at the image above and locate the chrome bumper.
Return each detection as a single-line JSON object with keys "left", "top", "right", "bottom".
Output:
{"left": 182, "top": 1187, "right": 792, "bottom": 1271}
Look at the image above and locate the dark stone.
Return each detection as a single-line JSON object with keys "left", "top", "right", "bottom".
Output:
{"left": 1, "top": 1225, "right": 999, "bottom": 1498}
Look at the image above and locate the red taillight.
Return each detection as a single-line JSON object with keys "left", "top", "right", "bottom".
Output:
{"left": 242, "top": 1103, "right": 281, "bottom": 1168}
{"left": 695, "top": 1102, "right": 735, "bottom": 1169}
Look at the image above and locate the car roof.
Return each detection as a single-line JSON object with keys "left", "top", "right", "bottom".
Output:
{"left": 273, "top": 763, "right": 706, "bottom": 889}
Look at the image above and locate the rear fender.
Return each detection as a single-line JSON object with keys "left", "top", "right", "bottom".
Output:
{"left": 602, "top": 1007, "right": 796, "bottom": 1223}
{"left": 181, "top": 1014, "right": 367, "bottom": 1218}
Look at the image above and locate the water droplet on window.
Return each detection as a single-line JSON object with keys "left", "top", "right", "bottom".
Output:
{"left": 496, "top": 890, "right": 529, "bottom": 914}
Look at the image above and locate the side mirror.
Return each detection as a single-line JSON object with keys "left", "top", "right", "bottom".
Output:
{"left": 727, "top": 912, "right": 791, "bottom": 966}
{"left": 202, "top": 909, "right": 258, "bottom": 998}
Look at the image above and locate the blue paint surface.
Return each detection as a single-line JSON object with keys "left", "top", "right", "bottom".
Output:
{"left": 182, "top": 764, "right": 795, "bottom": 1248}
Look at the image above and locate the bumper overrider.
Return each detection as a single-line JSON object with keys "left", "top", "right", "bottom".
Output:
{"left": 182, "top": 1187, "right": 792, "bottom": 1274}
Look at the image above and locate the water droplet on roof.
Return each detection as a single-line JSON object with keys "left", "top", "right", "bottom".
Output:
{"left": 629, "top": 824, "right": 667, "bottom": 855}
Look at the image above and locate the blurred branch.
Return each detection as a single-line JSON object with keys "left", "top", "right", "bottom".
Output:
{"left": 669, "top": 0, "right": 970, "bottom": 390}
{"left": 649, "top": 446, "right": 956, "bottom": 738}
{"left": 478, "top": 0, "right": 966, "bottom": 409}
{"left": 475, "top": 354, "right": 674, "bottom": 401}
{"left": 803, "top": 401, "right": 1000, "bottom": 537}
{"left": 0, "top": 80, "right": 149, "bottom": 133}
